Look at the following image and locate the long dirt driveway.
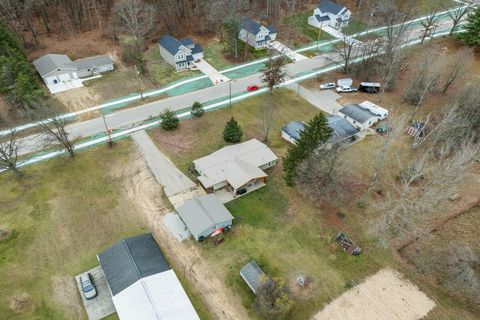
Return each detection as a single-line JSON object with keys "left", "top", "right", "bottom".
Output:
{"left": 122, "top": 150, "right": 250, "bottom": 320}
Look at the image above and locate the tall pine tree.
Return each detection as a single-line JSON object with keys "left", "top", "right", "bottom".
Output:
{"left": 223, "top": 117, "right": 243, "bottom": 143}
{"left": 283, "top": 113, "right": 332, "bottom": 186}
{"left": 459, "top": 6, "right": 480, "bottom": 46}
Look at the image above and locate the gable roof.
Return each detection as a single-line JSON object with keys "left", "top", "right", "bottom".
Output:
{"left": 194, "top": 139, "right": 277, "bottom": 189}
{"left": 240, "top": 261, "right": 267, "bottom": 294}
{"left": 318, "top": 0, "right": 346, "bottom": 15}
{"left": 327, "top": 115, "right": 359, "bottom": 142}
{"left": 159, "top": 34, "right": 187, "bottom": 55}
{"left": 339, "top": 104, "right": 378, "bottom": 123}
{"left": 177, "top": 195, "right": 233, "bottom": 237}
{"left": 282, "top": 121, "right": 305, "bottom": 141}
{"left": 33, "top": 54, "right": 77, "bottom": 77}
{"left": 240, "top": 17, "right": 276, "bottom": 35}
{"left": 98, "top": 234, "right": 170, "bottom": 296}
{"left": 179, "top": 38, "right": 194, "bottom": 47}
{"left": 266, "top": 25, "right": 277, "bottom": 34}
{"left": 71, "top": 55, "right": 113, "bottom": 70}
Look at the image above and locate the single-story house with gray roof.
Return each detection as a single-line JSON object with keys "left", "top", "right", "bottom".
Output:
{"left": 308, "top": 0, "right": 351, "bottom": 29}
{"left": 240, "top": 261, "right": 268, "bottom": 294}
{"left": 98, "top": 233, "right": 199, "bottom": 320}
{"left": 239, "top": 17, "right": 277, "bottom": 50}
{"left": 176, "top": 194, "right": 234, "bottom": 241}
{"left": 33, "top": 53, "right": 113, "bottom": 93}
{"left": 282, "top": 116, "right": 358, "bottom": 146}
{"left": 339, "top": 104, "right": 379, "bottom": 130}
{"left": 159, "top": 34, "right": 204, "bottom": 71}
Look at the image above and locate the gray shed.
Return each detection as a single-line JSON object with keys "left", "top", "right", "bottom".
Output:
{"left": 176, "top": 194, "right": 234, "bottom": 241}
{"left": 240, "top": 261, "right": 268, "bottom": 294}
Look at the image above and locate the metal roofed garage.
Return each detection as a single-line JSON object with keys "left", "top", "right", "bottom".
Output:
{"left": 177, "top": 194, "right": 234, "bottom": 241}
{"left": 97, "top": 233, "right": 199, "bottom": 320}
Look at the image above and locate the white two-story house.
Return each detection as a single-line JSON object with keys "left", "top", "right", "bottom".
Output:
{"left": 159, "top": 34, "right": 204, "bottom": 71}
{"left": 239, "top": 17, "right": 277, "bottom": 50}
{"left": 308, "top": 0, "right": 351, "bottom": 29}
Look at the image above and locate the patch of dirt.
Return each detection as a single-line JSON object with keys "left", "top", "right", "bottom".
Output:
{"left": 51, "top": 275, "right": 83, "bottom": 319}
{"left": 289, "top": 274, "right": 315, "bottom": 301}
{"left": 122, "top": 150, "right": 251, "bottom": 320}
{"left": 54, "top": 87, "right": 100, "bottom": 114}
{"left": 0, "top": 228, "right": 12, "bottom": 241}
{"left": 312, "top": 268, "right": 436, "bottom": 320}
{"left": 9, "top": 292, "right": 32, "bottom": 314}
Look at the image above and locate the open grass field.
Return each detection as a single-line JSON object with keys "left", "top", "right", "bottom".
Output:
{"left": 0, "top": 141, "right": 213, "bottom": 320}
{"left": 203, "top": 39, "right": 270, "bottom": 70}
{"left": 282, "top": 11, "right": 335, "bottom": 42}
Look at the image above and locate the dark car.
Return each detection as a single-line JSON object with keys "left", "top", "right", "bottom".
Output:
{"left": 80, "top": 273, "right": 98, "bottom": 300}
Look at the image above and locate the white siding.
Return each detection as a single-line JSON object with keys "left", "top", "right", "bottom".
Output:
{"left": 281, "top": 131, "right": 298, "bottom": 145}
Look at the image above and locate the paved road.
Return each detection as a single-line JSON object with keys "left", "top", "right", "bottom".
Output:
{"left": 131, "top": 130, "right": 196, "bottom": 197}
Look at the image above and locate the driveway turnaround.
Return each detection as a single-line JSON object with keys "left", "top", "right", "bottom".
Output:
{"left": 288, "top": 84, "right": 342, "bottom": 114}
{"left": 75, "top": 266, "right": 115, "bottom": 320}
{"left": 131, "top": 130, "right": 196, "bottom": 197}
{"left": 270, "top": 41, "right": 308, "bottom": 62}
{"left": 194, "top": 59, "right": 230, "bottom": 85}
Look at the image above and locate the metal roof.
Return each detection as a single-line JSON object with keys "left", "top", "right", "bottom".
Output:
{"left": 282, "top": 121, "right": 305, "bottom": 141}
{"left": 179, "top": 38, "right": 194, "bottom": 47}
{"left": 339, "top": 104, "right": 378, "bottom": 123}
{"left": 327, "top": 115, "right": 359, "bottom": 143}
{"left": 191, "top": 44, "right": 203, "bottom": 55}
{"left": 71, "top": 55, "right": 113, "bottom": 70}
{"left": 33, "top": 54, "right": 76, "bottom": 77}
{"left": 241, "top": 17, "right": 276, "bottom": 35}
{"left": 315, "top": 14, "right": 331, "bottom": 22}
{"left": 159, "top": 34, "right": 186, "bottom": 55}
{"left": 318, "top": 0, "right": 346, "bottom": 15}
{"left": 98, "top": 234, "right": 170, "bottom": 296}
{"left": 240, "top": 261, "right": 267, "bottom": 294}
{"left": 177, "top": 195, "right": 234, "bottom": 237}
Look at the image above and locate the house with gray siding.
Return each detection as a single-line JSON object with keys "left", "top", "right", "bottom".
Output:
{"left": 159, "top": 34, "right": 204, "bottom": 71}
{"left": 308, "top": 0, "right": 351, "bottom": 29}
{"left": 239, "top": 17, "right": 277, "bottom": 50}
{"left": 33, "top": 53, "right": 114, "bottom": 93}
{"left": 176, "top": 194, "right": 234, "bottom": 241}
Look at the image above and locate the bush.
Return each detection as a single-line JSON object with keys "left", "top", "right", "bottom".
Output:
{"left": 254, "top": 278, "right": 294, "bottom": 320}
{"left": 191, "top": 101, "right": 204, "bottom": 118}
{"left": 223, "top": 117, "right": 243, "bottom": 143}
{"left": 160, "top": 109, "right": 179, "bottom": 131}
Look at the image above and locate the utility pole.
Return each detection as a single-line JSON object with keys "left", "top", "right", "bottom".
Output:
{"left": 102, "top": 114, "right": 113, "bottom": 147}
{"left": 229, "top": 81, "right": 232, "bottom": 108}
{"left": 134, "top": 65, "right": 144, "bottom": 99}
{"left": 316, "top": 22, "right": 323, "bottom": 52}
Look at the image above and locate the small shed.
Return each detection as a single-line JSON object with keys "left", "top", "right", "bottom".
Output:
{"left": 240, "top": 261, "right": 268, "bottom": 294}
{"left": 176, "top": 194, "right": 234, "bottom": 241}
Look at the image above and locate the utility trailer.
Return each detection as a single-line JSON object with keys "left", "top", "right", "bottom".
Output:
{"left": 333, "top": 231, "right": 362, "bottom": 255}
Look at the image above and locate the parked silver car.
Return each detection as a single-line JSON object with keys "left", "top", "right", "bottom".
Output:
{"left": 80, "top": 273, "right": 98, "bottom": 300}
{"left": 319, "top": 82, "right": 336, "bottom": 90}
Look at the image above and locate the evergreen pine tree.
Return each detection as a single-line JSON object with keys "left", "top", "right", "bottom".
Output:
{"left": 160, "top": 109, "right": 179, "bottom": 131}
{"left": 459, "top": 6, "right": 480, "bottom": 46}
{"left": 223, "top": 117, "right": 243, "bottom": 143}
{"left": 283, "top": 113, "right": 333, "bottom": 186}
{"left": 191, "top": 101, "right": 204, "bottom": 118}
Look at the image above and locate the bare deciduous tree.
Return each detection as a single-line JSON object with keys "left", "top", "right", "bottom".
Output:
{"left": 37, "top": 114, "right": 75, "bottom": 157}
{"left": 448, "top": 1, "right": 475, "bottom": 35}
{"left": 420, "top": 9, "right": 440, "bottom": 44}
{"left": 441, "top": 47, "right": 474, "bottom": 94}
{"left": 114, "top": 0, "right": 155, "bottom": 73}
{"left": 0, "top": 130, "right": 22, "bottom": 177}
{"left": 332, "top": 35, "right": 359, "bottom": 74}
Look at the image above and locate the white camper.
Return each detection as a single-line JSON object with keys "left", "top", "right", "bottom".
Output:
{"left": 359, "top": 101, "right": 389, "bottom": 120}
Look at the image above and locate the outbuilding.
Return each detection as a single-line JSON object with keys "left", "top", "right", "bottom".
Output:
{"left": 339, "top": 104, "right": 379, "bottom": 130}
{"left": 176, "top": 194, "right": 234, "bottom": 241}
{"left": 98, "top": 234, "right": 199, "bottom": 320}
{"left": 240, "top": 261, "right": 268, "bottom": 294}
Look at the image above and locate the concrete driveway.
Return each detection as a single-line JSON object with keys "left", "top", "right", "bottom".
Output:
{"left": 75, "top": 266, "right": 115, "bottom": 320}
{"left": 270, "top": 41, "right": 308, "bottom": 62}
{"left": 131, "top": 130, "right": 196, "bottom": 197}
{"left": 288, "top": 84, "right": 342, "bottom": 114}
{"left": 194, "top": 59, "right": 230, "bottom": 85}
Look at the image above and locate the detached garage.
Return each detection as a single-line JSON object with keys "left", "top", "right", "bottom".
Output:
{"left": 98, "top": 233, "right": 199, "bottom": 320}
{"left": 177, "top": 194, "right": 234, "bottom": 241}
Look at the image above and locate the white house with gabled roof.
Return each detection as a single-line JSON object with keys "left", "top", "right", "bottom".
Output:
{"left": 308, "top": 0, "right": 351, "bottom": 29}
{"left": 159, "top": 34, "right": 204, "bottom": 71}
{"left": 239, "top": 17, "right": 277, "bottom": 50}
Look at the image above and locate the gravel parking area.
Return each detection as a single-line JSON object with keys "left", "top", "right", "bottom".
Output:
{"left": 75, "top": 266, "right": 116, "bottom": 320}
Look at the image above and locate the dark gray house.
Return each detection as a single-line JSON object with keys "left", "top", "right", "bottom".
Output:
{"left": 240, "top": 261, "right": 268, "bottom": 294}
{"left": 339, "top": 104, "right": 379, "bottom": 130}
{"left": 97, "top": 234, "right": 199, "bottom": 320}
{"left": 176, "top": 194, "right": 234, "bottom": 241}
{"left": 159, "top": 34, "right": 204, "bottom": 71}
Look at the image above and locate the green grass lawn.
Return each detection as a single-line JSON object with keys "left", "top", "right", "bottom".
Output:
{"left": 282, "top": 10, "right": 334, "bottom": 42}
{"left": 144, "top": 46, "right": 202, "bottom": 86}
{"left": 204, "top": 40, "right": 232, "bottom": 70}
{"left": 148, "top": 90, "right": 395, "bottom": 319}
{"left": 342, "top": 19, "right": 368, "bottom": 35}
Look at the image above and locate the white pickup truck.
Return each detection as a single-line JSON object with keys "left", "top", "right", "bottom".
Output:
{"left": 336, "top": 86, "right": 358, "bottom": 93}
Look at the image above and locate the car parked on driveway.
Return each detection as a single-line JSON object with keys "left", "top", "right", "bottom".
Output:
{"left": 247, "top": 85, "right": 259, "bottom": 92}
{"left": 336, "top": 86, "right": 358, "bottom": 93}
{"left": 80, "top": 273, "right": 98, "bottom": 300}
{"left": 319, "top": 82, "right": 336, "bottom": 90}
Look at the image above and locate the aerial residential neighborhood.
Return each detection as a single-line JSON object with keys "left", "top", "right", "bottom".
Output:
{"left": 1, "top": 1, "right": 480, "bottom": 320}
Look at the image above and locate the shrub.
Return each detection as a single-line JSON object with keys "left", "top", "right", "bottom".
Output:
{"left": 160, "top": 109, "right": 179, "bottom": 131}
{"left": 191, "top": 101, "right": 204, "bottom": 118}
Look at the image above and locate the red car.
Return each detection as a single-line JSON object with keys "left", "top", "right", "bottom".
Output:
{"left": 247, "top": 85, "right": 259, "bottom": 92}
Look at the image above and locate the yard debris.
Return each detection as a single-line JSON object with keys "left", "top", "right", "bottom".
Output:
{"left": 0, "top": 228, "right": 11, "bottom": 241}
{"left": 449, "top": 193, "right": 461, "bottom": 202}
{"left": 9, "top": 292, "right": 32, "bottom": 313}
{"left": 333, "top": 231, "right": 362, "bottom": 256}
